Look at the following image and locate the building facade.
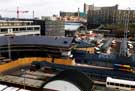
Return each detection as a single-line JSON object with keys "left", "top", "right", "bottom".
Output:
{"left": 60, "top": 11, "right": 86, "bottom": 22}
{"left": 87, "top": 4, "right": 135, "bottom": 28}
{"left": 87, "top": 4, "right": 118, "bottom": 28}
{"left": 116, "top": 10, "right": 135, "bottom": 24}
{"left": 0, "top": 20, "right": 40, "bottom": 36}
{"left": 45, "top": 20, "right": 65, "bottom": 36}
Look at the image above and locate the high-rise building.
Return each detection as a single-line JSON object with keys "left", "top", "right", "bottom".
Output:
{"left": 86, "top": 4, "right": 135, "bottom": 28}
{"left": 116, "top": 10, "right": 135, "bottom": 24}
{"left": 87, "top": 4, "right": 118, "bottom": 28}
{"left": 84, "top": 3, "right": 94, "bottom": 14}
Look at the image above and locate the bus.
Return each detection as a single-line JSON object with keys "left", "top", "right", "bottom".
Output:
{"left": 106, "top": 77, "right": 135, "bottom": 90}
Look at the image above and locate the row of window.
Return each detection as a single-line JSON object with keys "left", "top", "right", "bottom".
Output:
{"left": 107, "top": 82, "right": 135, "bottom": 88}
{"left": 0, "top": 22, "right": 32, "bottom": 26}
{"left": 0, "top": 27, "right": 40, "bottom": 33}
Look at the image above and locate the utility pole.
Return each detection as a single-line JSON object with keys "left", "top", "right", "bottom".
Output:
{"left": 32, "top": 10, "right": 35, "bottom": 19}
{"left": 17, "top": 7, "right": 19, "bottom": 19}
{"left": 119, "top": 8, "right": 130, "bottom": 57}
{"left": 21, "top": 69, "right": 26, "bottom": 89}
{"left": 7, "top": 36, "right": 11, "bottom": 59}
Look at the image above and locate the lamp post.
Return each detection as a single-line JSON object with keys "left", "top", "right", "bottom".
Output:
{"left": 21, "top": 69, "right": 26, "bottom": 89}
{"left": 6, "top": 29, "right": 15, "bottom": 60}
{"left": 7, "top": 35, "right": 11, "bottom": 59}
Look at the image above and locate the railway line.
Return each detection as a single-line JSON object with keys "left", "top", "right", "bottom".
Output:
{"left": 0, "top": 57, "right": 135, "bottom": 81}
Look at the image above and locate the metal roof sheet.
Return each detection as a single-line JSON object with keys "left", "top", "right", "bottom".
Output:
{"left": 0, "top": 36, "right": 73, "bottom": 47}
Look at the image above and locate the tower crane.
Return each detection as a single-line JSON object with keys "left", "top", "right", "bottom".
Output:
{"left": 0, "top": 7, "right": 29, "bottom": 19}
{"left": 16, "top": 7, "right": 29, "bottom": 19}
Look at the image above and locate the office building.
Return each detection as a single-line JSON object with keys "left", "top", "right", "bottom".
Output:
{"left": 87, "top": 4, "right": 118, "bottom": 28}
{"left": 87, "top": 4, "right": 135, "bottom": 28}
{"left": 45, "top": 20, "right": 65, "bottom": 36}
{"left": 0, "top": 20, "right": 40, "bottom": 36}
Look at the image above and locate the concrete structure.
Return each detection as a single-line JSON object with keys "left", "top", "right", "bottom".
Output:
{"left": 19, "top": 18, "right": 64, "bottom": 36}
{"left": 0, "top": 20, "right": 40, "bottom": 36}
{"left": 0, "top": 36, "right": 73, "bottom": 58}
{"left": 45, "top": 20, "right": 65, "bottom": 36}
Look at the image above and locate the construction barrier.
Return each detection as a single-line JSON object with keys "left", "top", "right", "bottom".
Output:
{"left": 0, "top": 57, "right": 52, "bottom": 73}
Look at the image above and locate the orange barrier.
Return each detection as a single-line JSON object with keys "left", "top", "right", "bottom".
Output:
{"left": 54, "top": 58, "right": 75, "bottom": 65}
{"left": 76, "top": 47, "right": 95, "bottom": 54}
{"left": 0, "top": 57, "right": 52, "bottom": 73}
{"left": 0, "top": 57, "right": 75, "bottom": 73}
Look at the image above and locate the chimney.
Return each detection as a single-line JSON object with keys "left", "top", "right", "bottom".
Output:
{"left": 78, "top": 8, "right": 80, "bottom": 17}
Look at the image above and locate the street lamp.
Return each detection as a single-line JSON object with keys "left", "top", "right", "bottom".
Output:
{"left": 6, "top": 29, "right": 15, "bottom": 60}
{"left": 7, "top": 35, "right": 11, "bottom": 59}
{"left": 21, "top": 69, "right": 26, "bottom": 89}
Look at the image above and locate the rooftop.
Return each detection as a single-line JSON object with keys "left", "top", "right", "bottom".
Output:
{"left": 0, "top": 36, "right": 73, "bottom": 48}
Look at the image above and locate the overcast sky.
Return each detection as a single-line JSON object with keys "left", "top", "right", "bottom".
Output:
{"left": 0, "top": 0, "right": 134, "bottom": 18}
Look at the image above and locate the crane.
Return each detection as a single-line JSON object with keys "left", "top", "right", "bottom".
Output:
{"left": 16, "top": 7, "right": 29, "bottom": 19}
{"left": 0, "top": 7, "right": 29, "bottom": 19}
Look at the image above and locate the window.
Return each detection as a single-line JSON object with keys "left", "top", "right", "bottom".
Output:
{"left": 34, "top": 27, "right": 39, "bottom": 30}
{"left": 120, "top": 84, "right": 125, "bottom": 87}
{"left": 125, "top": 85, "right": 130, "bottom": 88}
{"left": 131, "top": 85, "right": 135, "bottom": 88}
{"left": 20, "top": 28, "right": 26, "bottom": 31}
{"left": 110, "top": 82, "right": 114, "bottom": 85}
{"left": 115, "top": 83, "right": 119, "bottom": 86}
{"left": 27, "top": 27, "right": 32, "bottom": 30}
{"left": 107, "top": 82, "right": 109, "bottom": 85}
{"left": 1, "top": 29, "right": 7, "bottom": 32}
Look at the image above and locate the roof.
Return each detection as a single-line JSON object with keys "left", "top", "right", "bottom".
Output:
{"left": 107, "top": 77, "right": 135, "bottom": 85}
{"left": 65, "top": 23, "right": 81, "bottom": 30}
{"left": 0, "top": 36, "right": 73, "bottom": 48}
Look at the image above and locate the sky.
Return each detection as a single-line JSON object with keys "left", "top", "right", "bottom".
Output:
{"left": 0, "top": 0, "right": 135, "bottom": 18}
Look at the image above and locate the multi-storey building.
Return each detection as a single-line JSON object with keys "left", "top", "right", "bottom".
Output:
{"left": 0, "top": 20, "right": 40, "bottom": 36}
{"left": 19, "top": 18, "right": 65, "bottom": 36}
{"left": 60, "top": 11, "right": 86, "bottom": 22}
{"left": 116, "top": 10, "right": 135, "bottom": 24}
{"left": 45, "top": 20, "right": 65, "bottom": 36}
{"left": 87, "top": 4, "right": 135, "bottom": 28}
{"left": 87, "top": 4, "right": 118, "bottom": 28}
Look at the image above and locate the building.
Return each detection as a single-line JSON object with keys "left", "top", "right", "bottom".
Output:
{"left": 84, "top": 3, "right": 94, "bottom": 14}
{"left": 87, "top": 4, "right": 118, "bottom": 28}
{"left": 0, "top": 20, "right": 40, "bottom": 36}
{"left": 19, "top": 18, "right": 65, "bottom": 36}
{"left": 60, "top": 11, "right": 86, "bottom": 22}
{"left": 116, "top": 10, "right": 135, "bottom": 24}
{"left": 60, "top": 11, "right": 79, "bottom": 17}
{"left": 45, "top": 20, "right": 65, "bottom": 36}
{"left": 87, "top": 4, "right": 135, "bottom": 28}
{"left": 65, "top": 22, "right": 82, "bottom": 37}
{"left": 0, "top": 36, "right": 74, "bottom": 59}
